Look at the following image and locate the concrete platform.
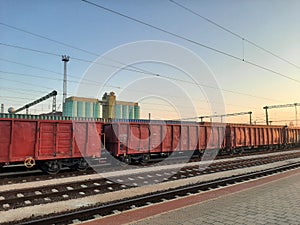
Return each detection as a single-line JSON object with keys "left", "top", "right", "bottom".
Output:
{"left": 130, "top": 168, "right": 300, "bottom": 225}
{"left": 82, "top": 167, "right": 300, "bottom": 225}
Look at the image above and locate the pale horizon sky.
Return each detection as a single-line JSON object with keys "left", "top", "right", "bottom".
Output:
{"left": 0, "top": 0, "right": 299, "bottom": 125}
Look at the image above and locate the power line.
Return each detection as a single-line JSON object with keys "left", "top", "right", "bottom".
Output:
{"left": 0, "top": 58, "right": 62, "bottom": 76}
{"left": 1, "top": 87, "right": 71, "bottom": 97}
{"left": 0, "top": 54, "right": 281, "bottom": 104}
{"left": 0, "top": 56, "right": 119, "bottom": 88}
{"left": 2, "top": 15, "right": 299, "bottom": 86}
{"left": 0, "top": 73, "right": 253, "bottom": 110}
{"left": 0, "top": 22, "right": 98, "bottom": 56}
{"left": 1, "top": 88, "right": 50, "bottom": 97}
{"left": 1, "top": 20, "right": 299, "bottom": 94}
{"left": 81, "top": 0, "right": 300, "bottom": 84}
{"left": 0, "top": 76, "right": 54, "bottom": 90}
{"left": 0, "top": 42, "right": 60, "bottom": 57}
{"left": 0, "top": 23, "right": 160, "bottom": 77}
{"left": 0, "top": 87, "right": 48, "bottom": 94}
{"left": 169, "top": 0, "right": 300, "bottom": 70}
{"left": 0, "top": 23, "right": 133, "bottom": 71}
{"left": 81, "top": 0, "right": 241, "bottom": 59}
{"left": 0, "top": 42, "right": 281, "bottom": 102}
{"left": 0, "top": 42, "right": 156, "bottom": 77}
{"left": 0, "top": 95, "right": 40, "bottom": 101}
{"left": 0, "top": 26, "right": 291, "bottom": 104}
{"left": 0, "top": 70, "right": 105, "bottom": 86}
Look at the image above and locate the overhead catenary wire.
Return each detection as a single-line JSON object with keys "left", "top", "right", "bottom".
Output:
{"left": 0, "top": 6, "right": 296, "bottom": 118}
{"left": 0, "top": 70, "right": 108, "bottom": 86}
{"left": 0, "top": 43, "right": 283, "bottom": 103}
{"left": 2, "top": 14, "right": 294, "bottom": 83}
{"left": 1, "top": 9, "right": 299, "bottom": 87}
{"left": 169, "top": 0, "right": 300, "bottom": 70}
{"left": 0, "top": 87, "right": 49, "bottom": 94}
{"left": 81, "top": 0, "right": 300, "bottom": 84}
{"left": 0, "top": 22, "right": 99, "bottom": 57}
{"left": 0, "top": 76, "right": 54, "bottom": 90}
{"left": 0, "top": 42, "right": 148, "bottom": 75}
{"left": 0, "top": 22, "right": 298, "bottom": 102}
{"left": 0, "top": 57, "right": 122, "bottom": 89}
{"left": 0, "top": 58, "right": 62, "bottom": 76}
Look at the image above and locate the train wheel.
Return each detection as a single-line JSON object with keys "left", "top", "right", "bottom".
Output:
{"left": 41, "top": 161, "right": 61, "bottom": 174}
{"left": 141, "top": 154, "right": 150, "bottom": 163}
{"left": 238, "top": 148, "right": 244, "bottom": 155}
{"left": 123, "top": 156, "right": 132, "bottom": 164}
{"left": 196, "top": 150, "right": 202, "bottom": 158}
{"left": 74, "top": 159, "right": 89, "bottom": 171}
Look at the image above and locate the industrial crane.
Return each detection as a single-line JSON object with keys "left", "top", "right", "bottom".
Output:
{"left": 13, "top": 90, "right": 58, "bottom": 114}
{"left": 263, "top": 103, "right": 300, "bottom": 125}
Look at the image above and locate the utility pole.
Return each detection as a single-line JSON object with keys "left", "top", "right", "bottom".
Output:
{"left": 198, "top": 111, "right": 252, "bottom": 124}
{"left": 62, "top": 55, "right": 70, "bottom": 105}
{"left": 263, "top": 103, "right": 300, "bottom": 126}
{"left": 295, "top": 104, "right": 298, "bottom": 126}
{"left": 263, "top": 106, "right": 269, "bottom": 125}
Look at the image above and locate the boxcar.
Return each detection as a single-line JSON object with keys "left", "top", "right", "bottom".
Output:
{"left": 0, "top": 115, "right": 103, "bottom": 173}
{"left": 226, "top": 124, "right": 285, "bottom": 152}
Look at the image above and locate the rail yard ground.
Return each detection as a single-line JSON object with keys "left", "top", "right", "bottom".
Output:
{"left": 0, "top": 149, "right": 300, "bottom": 224}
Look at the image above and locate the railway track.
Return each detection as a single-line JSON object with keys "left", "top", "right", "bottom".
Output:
{"left": 13, "top": 160, "right": 300, "bottom": 225}
{"left": 0, "top": 151, "right": 299, "bottom": 214}
{"left": 0, "top": 148, "right": 298, "bottom": 186}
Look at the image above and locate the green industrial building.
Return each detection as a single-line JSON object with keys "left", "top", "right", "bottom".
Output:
{"left": 63, "top": 92, "right": 140, "bottom": 119}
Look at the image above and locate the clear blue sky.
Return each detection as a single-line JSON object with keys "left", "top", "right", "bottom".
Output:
{"left": 0, "top": 0, "right": 299, "bottom": 124}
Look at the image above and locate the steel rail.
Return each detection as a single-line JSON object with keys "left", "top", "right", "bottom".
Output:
{"left": 15, "top": 161, "right": 300, "bottom": 225}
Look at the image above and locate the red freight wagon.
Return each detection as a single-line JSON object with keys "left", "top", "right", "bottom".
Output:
{"left": 104, "top": 121, "right": 176, "bottom": 163}
{"left": 0, "top": 116, "right": 103, "bottom": 174}
{"left": 103, "top": 120, "right": 227, "bottom": 163}
{"left": 201, "top": 122, "right": 226, "bottom": 152}
{"left": 226, "top": 124, "right": 284, "bottom": 152}
{"left": 285, "top": 127, "right": 300, "bottom": 147}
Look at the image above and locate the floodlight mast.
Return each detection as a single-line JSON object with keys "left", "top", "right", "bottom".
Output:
{"left": 62, "top": 55, "right": 70, "bottom": 105}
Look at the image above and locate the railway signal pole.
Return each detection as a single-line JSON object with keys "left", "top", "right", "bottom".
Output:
{"left": 263, "top": 103, "right": 300, "bottom": 126}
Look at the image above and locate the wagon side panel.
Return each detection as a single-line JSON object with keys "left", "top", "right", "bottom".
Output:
{"left": 150, "top": 124, "right": 162, "bottom": 153}
{"left": 11, "top": 120, "right": 37, "bottom": 161}
{"left": 0, "top": 120, "right": 11, "bottom": 163}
